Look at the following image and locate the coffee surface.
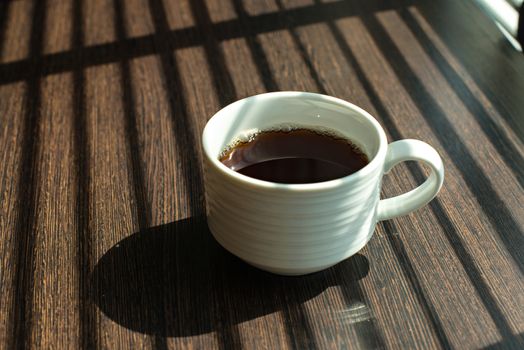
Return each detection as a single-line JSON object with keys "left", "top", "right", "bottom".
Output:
{"left": 219, "top": 128, "right": 369, "bottom": 184}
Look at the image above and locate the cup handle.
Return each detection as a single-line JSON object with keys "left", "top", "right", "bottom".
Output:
{"left": 377, "top": 139, "right": 444, "bottom": 221}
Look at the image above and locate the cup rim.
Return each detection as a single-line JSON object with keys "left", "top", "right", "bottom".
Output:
{"left": 202, "top": 91, "right": 388, "bottom": 192}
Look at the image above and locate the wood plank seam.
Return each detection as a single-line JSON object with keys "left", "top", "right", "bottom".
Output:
{"left": 9, "top": 0, "right": 47, "bottom": 348}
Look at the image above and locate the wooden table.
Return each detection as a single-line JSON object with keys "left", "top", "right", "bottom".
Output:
{"left": 1, "top": 0, "right": 523, "bottom": 348}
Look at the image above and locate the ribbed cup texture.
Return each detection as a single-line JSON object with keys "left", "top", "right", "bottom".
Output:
{"left": 204, "top": 158, "right": 383, "bottom": 275}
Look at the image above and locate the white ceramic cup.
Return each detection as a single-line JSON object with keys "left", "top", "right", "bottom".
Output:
{"left": 202, "top": 92, "right": 444, "bottom": 275}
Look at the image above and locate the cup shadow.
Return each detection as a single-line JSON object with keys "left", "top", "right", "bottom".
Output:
{"left": 89, "top": 217, "right": 369, "bottom": 337}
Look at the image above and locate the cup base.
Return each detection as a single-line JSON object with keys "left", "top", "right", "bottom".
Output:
{"left": 247, "top": 261, "right": 340, "bottom": 276}
{"left": 210, "top": 227, "right": 373, "bottom": 276}
{"left": 248, "top": 239, "right": 370, "bottom": 275}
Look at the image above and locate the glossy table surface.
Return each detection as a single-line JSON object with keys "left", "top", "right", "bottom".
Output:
{"left": 0, "top": 0, "right": 523, "bottom": 348}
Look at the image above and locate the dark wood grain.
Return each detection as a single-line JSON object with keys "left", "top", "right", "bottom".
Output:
{"left": 0, "top": 0, "right": 523, "bottom": 349}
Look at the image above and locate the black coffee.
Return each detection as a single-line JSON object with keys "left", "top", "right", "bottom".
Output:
{"left": 219, "top": 128, "right": 369, "bottom": 184}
